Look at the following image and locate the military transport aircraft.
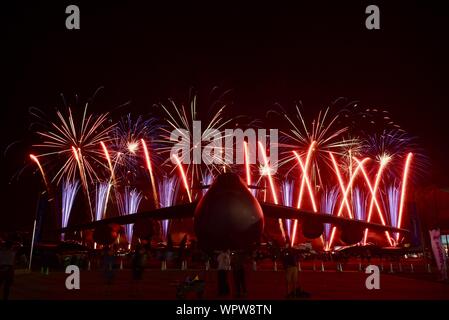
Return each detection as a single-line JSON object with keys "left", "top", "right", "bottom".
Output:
{"left": 63, "top": 172, "right": 408, "bottom": 251}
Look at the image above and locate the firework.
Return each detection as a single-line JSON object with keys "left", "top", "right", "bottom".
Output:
{"left": 33, "top": 106, "right": 113, "bottom": 184}
{"left": 201, "top": 172, "right": 214, "bottom": 196}
{"left": 141, "top": 139, "right": 159, "bottom": 208}
{"left": 100, "top": 141, "right": 116, "bottom": 185}
{"left": 357, "top": 155, "right": 393, "bottom": 245}
{"left": 243, "top": 141, "right": 252, "bottom": 186}
{"left": 173, "top": 154, "right": 192, "bottom": 202}
{"left": 277, "top": 105, "right": 357, "bottom": 187}
{"left": 353, "top": 187, "right": 367, "bottom": 221}
{"left": 291, "top": 148, "right": 318, "bottom": 246}
{"left": 156, "top": 94, "right": 232, "bottom": 187}
{"left": 281, "top": 180, "right": 295, "bottom": 242}
{"left": 61, "top": 180, "right": 80, "bottom": 240}
{"left": 29, "top": 154, "right": 50, "bottom": 193}
{"left": 258, "top": 141, "right": 286, "bottom": 240}
{"left": 329, "top": 152, "right": 354, "bottom": 219}
{"left": 328, "top": 156, "right": 370, "bottom": 249}
{"left": 158, "top": 176, "right": 179, "bottom": 241}
{"left": 110, "top": 114, "right": 160, "bottom": 181}
{"left": 95, "top": 182, "right": 111, "bottom": 221}
{"left": 321, "top": 187, "right": 339, "bottom": 250}
{"left": 396, "top": 152, "right": 413, "bottom": 241}
{"left": 117, "top": 187, "right": 143, "bottom": 245}
{"left": 32, "top": 104, "right": 115, "bottom": 220}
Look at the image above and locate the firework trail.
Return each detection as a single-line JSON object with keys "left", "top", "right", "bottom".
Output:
{"left": 328, "top": 156, "right": 370, "bottom": 249}
{"left": 95, "top": 182, "right": 111, "bottom": 221}
{"left": 173, "top": 154, "right": 192, "bottom": 202}
{"left": 61, "top": 180, "right": 80, "bottom": 240}
{"left": 117, "top": 187, "right": 143, "bottom": 245}
{"left": 258, "top": 141, "right": 286, "bottom": 241}
{"left": 397, "top": 152, "right": 413, "bottom": 242}
{"left": 357, "top": 155, "right": 393, "bottom": 245}
{"left": 100, "top": 141, "right": 117, "bottom": 186}
{"left": 385, "top": 184, "right": 400, "bottom": 231}
{"left": 291, "top": 148, "right": 318, "bottom": 246}
{"left": 29, "top": 154, "right": 50, "bottom": 194}
{"left": 141, "top": 138, "right": 159, "bottom": 208}
{"left": 243, "top": 141, "right": 257, "bottom": 196}
{"left": 321, "top": 187, "right": 339, "bottom": 250}
{"left": 158, "top": 176, "right": 179, "bottom": 241}
{"left": 353, "top": 187, "right": 367, "bottom": 221}
{"left": 281, "top": 180, "right": 295, "bottom": 241}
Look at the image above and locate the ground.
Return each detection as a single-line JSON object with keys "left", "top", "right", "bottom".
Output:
{"left": 8, "top": 260, "right": 449, "bottom": 300}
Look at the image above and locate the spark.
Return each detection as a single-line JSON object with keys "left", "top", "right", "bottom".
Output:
{"left": 127, "top": 141, "right": 139, "bottom": 154}
{"left": 33, "top": 105, "right": 114, "bottom": 186}
{"left": 258, "top": 141, "right": 285, "bottom": 241}
{"left": 356, "top": 155, "right": 393, "bottom": 246}
{"left": 244, "top": 141, "right": 252, "bottom": 186}
{"left": 158, "top": 176, "right": 178, "bottom": 241}
{"left": 281, "top": 180, "right": 295, "bottom": 241}
{"left": 173, "top": 154, "right": 192, "bottom": 203}
{"left": 117, "top": 187, "right": 142, "bottom": 245}
{"left": 29, "top": 154, "right": 50, "bottom": 192}
{"left": 157, "top": 94, "right": 232, "bottom": 185}
{"left": 291, "top": 145, "right": 318, "bottom": 246}
{"left": 141, "top": 139, "right": 159, "bottom": 208}
{"left": 278, "top": 106, "right": 357, "bottom": 187}
{"left": 201, "top": 172, "right": 214, "bottom": 196}
{"left": 329, "top": 152, "right": 353, "bottom": 219}
{"left": 328, "top": 156, "right": 370, "bottom": 249}
{"left": 95, "top": 182, "right": 111, "bottom": 221}
{"left": 321, "top": 187, "right": 339, "bottom": 250}
{"left": 258, "top": 141, "right": 279, "bottom": 204}
{"left": 353, "top": 187, "right": 366, "bottom": 221}
{"left": 61, "top": 180, "right": 80, "bottom": 240}
{"left": 110, "top": 114, "right": 160, "bottom": 181}
{"left": 100, "top": 141, "right": 116, "bottom": 186}
{"left": 72, "top": 146, "right": 94, "bottom": 220}
{"left": 396, "top": 153, "right": 413, "bottom": 241}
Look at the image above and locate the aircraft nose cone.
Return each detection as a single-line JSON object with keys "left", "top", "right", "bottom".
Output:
{"left": 194, "top": 173, "right": 264, "bottom": 251}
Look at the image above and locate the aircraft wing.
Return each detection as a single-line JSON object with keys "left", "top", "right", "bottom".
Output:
{"left": 62, "top": 202, "right": 197, "bottom": 232}
{"left": 260, "top": 202, "right": 409, "bottom": 234}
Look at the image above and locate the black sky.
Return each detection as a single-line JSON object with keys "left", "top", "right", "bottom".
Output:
{"left": 2, "top": 1, "right": 448, "bottom": 231}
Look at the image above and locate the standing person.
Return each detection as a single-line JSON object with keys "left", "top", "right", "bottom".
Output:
{"left": 231, "top": 251, "right": 247, "bottom": 298}
{"left": 0, "top": 241, "right": 16, "bottom": 300}
{"left": 281, "top": 242, "right": 299, "bottom": 298}
{"left": 216, "top": 250, "right": 231, "bottom": 296}
{"left": 131, "top": 245, "right": 145, "bottom": 297}
{"left": 103, "top": 246, "right": 115, "bottom": 285}
{"left": 178, "top": 234, "right": 188, "bottom": 269}
{"left": 132, "top": 245, "right": 145, "bottom": 280}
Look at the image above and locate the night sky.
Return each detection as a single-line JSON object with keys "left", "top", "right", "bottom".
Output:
{"left": 2, "top": 1, "right": 448, "bottom": 231}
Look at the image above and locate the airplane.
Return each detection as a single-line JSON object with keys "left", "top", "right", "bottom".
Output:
{"left": 62, "top": 172, "right": 408, "bottom": 252}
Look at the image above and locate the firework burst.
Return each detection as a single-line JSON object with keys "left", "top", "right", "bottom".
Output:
{"left": 272, "top": 104, "right": 358, "bottom": 189}
{"left": 155, "top": 93, "right": 233, "bottom": 191}
{"left": 31, "top": 101, "right": 115, "bottom": 220}
{"left": 109, "top": 114, "right": 161, "bottom": 184}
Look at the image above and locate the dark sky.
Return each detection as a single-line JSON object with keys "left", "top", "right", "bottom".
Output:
{"left": 2, "top": 1, "right": 448, "bottom": 231}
